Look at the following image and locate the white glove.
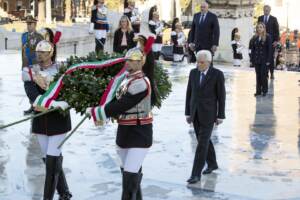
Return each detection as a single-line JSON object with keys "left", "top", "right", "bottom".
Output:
{"left": 89, "top": 23, "right": 94, "bottom": 34}
{"left": 50, "top": 101, "right": 69, "bottom": 111}
{"left": 22, "top": 67, "right": 32, "bottom": 82}
{"left": 86, "top": 107, "right": 106, "bottom": 126}
{"left": 33, "top": 73, "right": 48, "bottom": 90}
{"left": 86, "top": 107, "right": 93, "bottom": 117}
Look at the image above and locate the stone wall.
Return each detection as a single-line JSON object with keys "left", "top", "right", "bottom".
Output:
{"left": 0, "top": 0, "right": 31, "bottom": 17}
{"left": 211, "top": 6, "right": 255, "bottom": 63}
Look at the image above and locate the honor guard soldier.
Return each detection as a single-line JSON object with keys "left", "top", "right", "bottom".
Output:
{"left": 22, "top": 40, "right": 72, "bottom": 200}
{"left": 148, "top": 11, "right": 164, "bottom": 60}
{"left": 90, "top": 0, "right": 109, "bottom": 53}
{"left": 87, "top": 48, "right": 154, "bottom": 200}
{"left": 124, "top": 0, "right": 141, "bottom": 34}
{"left": 22, "top": 15, "right": 44, "bottom": 115}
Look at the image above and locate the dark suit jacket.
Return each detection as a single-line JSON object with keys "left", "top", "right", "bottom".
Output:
{"left": 188, "top": 11, "right": 220, "bottom": 51}
{"left": 113, "top": 28, "right": 135, "bottom": 53}
{"left": 258, "top": 15, "right": 279, "bottom": 42}
{"left": 185, "top": 66, "right": 226, "bottom": 125}
{"left": 249, "top": 34, "right": 272, "bottom": 65}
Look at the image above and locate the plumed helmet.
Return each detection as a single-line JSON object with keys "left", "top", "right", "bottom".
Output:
{"left": 36, "top": 40, "right": 53, "bottom": 52}
{"left": 125, "top": 47, "right": 144, "bottom": 61}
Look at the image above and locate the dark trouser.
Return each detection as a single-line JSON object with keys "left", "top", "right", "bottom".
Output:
{"left": 254, "top": 63, "right": 268, "bottom": 94}
{"left": 95, "top": 38, "right": 106, "bottom": 53}
{"left": 121, "top": 168, "right": 143, "bottom": 200}
{"left": 188, "top": 48, "right": 196, "bottom": 63}
{"left": 153, "top": 52, "right": 160, "bottom": 60}
{"left": 122, "top": 171, "right": 141, "bottom": 200}
{"left": 191, "top": 116, "right": 217, "bottom": 177}
{"left": 42, "top": 156, "right": 72, "bottom": 200}
{"left": 268, "top": 47, "right": 275, "bottom": 76}
{"left": 44, "top": 155, "right": 62, "bottom": 200}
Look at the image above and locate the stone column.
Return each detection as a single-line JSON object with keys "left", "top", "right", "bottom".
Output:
{"left": 175, "top": 0, "right": 181, "bottom": 18}
{"left": 79, "top": 0, "right": 84, "bottom": 17}
{"left": 45, "top": 0, "right": 51, "bottom": 24}
{"left": 38, "top": 0, "right": 45, "bottom": 23}
{"left": 64, "top": 0, "right": 72, "bottom": 23}
{"left": 209, "top": 1, "right": 255, "bottom": 63}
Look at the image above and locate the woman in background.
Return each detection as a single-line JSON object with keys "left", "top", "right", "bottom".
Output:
{"left": 249, "top": 22, "right": 272, "bottom": 97}
{"left": 113, "top": 15, "right": 135, "bottom": 54}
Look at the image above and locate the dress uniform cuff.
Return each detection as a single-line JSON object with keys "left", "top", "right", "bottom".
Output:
{"left": 92, "top": 105, "right": 107, "bottom": 126}
{"left": 32, "top": 95, "right": 48, "bottom": 111}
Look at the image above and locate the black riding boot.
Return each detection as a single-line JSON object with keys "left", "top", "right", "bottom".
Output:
{"left": 42, "top": 157, "right": 72, "bottom": 200}
{"left": 43, "top": 155, "right": 62, "bottom": 200}
{"left": 136, "top": 168, "right": 143, "bottom": 200}
{"left": 57, "top": 156, "right": 72, "bottom": 200}
{"left": 121, "top": 171, "right": 140, "bottom": 200}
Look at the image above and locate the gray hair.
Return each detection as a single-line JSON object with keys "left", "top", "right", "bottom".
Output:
{"left": 196, "top": 50, "right": 212, "bottom": 62}
{"left": 201, "top": 1, "right": 209, "bottom": 8}
{"left": 264, "top": 5, "right": 271, "bottom": 10}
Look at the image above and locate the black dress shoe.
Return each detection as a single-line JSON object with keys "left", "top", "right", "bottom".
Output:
{"left": 202, "top": 166, "right": 218, "bottom": 175}
{"left": 262, "top": 93, "right": 267, "bottom": 97}
{"left": 187, "top": 176, "right": 200, "bottom": 184}
{"left": 254, "top": 93, "right": 261, "bottom": 97}
{"left": 270, "top": 74, "right": 274, "bottom": 79}
{"left": 23, "top": 106, "right": 34, "bottom": 115}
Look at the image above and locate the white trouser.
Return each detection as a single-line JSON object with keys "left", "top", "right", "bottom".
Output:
{"left": 233, "top": 59, "right": 242, "bottom": 66}
{"left": 116, "top": 147, "right": 149, "bottom": 173}
{"left": 36, "top": 134, "right": 66, "bottom": 157}
{"left": 174, "top": 54, "right": 184, "bottom": 62}
{"left": 95, "top": 30, "right": 107, "bottom": 40}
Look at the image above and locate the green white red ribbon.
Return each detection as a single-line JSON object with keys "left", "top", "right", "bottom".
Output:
{"left": 33, "top": 57, "right": 126, "bottom": 111}
{"left": 91, "top": 64, "right": 128, "bottom": 123}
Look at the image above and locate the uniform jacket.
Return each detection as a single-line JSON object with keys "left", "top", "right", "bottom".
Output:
{"left": 104, "top": 71, "right": 153, "bottom": 148}
{"left": 22, "top": 63, "right": 71, "bottom": 135}
{"left": 148, "top": 20, "right": 163, "bottom": 44}
{"left": 21, "top": 31, "right": 43, "bottom": 68}
{"left": 91, "top": 6, "right": 109, "bottom": 31}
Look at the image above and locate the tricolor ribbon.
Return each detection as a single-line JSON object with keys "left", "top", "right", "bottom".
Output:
{"left": 91, "top": 63, "right": 128, "bottom": 124}
{"left": 33, "top": 57, "right": 126, "bottom": 111}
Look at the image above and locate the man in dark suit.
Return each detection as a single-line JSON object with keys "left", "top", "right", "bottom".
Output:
{"left": 258, "top": 5, "right": 280, "bottom": 79}
{"left": 185, "top": 50, "right": 226, "bottom": 184}
{"left": 188, "top": 2, "right": 220, "bottom": 55}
